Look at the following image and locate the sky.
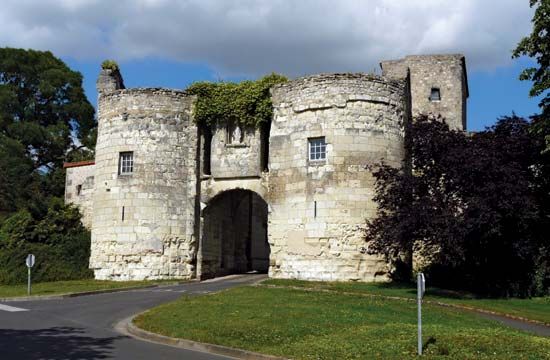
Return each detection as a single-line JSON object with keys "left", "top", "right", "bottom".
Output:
{"left": 0, "top": 0, "right": 544, "bottom": 131}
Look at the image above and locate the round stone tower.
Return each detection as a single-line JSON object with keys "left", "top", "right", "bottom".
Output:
{"left": 90, "top": 69, "right": 198, "bottom": 280}
{"left": 268, "top": 73, "right": 410, "bottom": 282}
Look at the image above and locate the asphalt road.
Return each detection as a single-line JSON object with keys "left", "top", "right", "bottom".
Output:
{"left": 0, "top": 274, "right": 266, "bottom": 360}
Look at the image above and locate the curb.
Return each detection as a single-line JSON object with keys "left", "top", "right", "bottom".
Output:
{"left": 427, "top": 301, "right": 550, "bottom": 328}
{"left": 0, "top": 281, "right": 190, "bottom": 302}
{"left": 119, "top": 315, "right": 287, "bottom": 360}
{"left": 260, "top": 284, "right": 550, "bottom": 328}
{"left": 0, "top": 274, "right": 264, "bottom": 303}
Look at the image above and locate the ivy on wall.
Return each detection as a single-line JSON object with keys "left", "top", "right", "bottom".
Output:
{"left": 186, "top": 73, "right": 287, "bottom": 128}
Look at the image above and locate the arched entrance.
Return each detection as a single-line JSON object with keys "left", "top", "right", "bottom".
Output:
{"left": 199, "top": 189, "right": 270, "bottom": 279}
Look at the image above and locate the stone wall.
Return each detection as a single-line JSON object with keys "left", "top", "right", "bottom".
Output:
{"left": 209, "top": 124, "right": 263, "bottom": 178}
{"left": 380, "top": 54, "right": 467, "bottom": 130}
{"left": 67, "top": 53, "right": 468, "bottom": 283}
{"left": 268, "top": 73, "right": 410, "bottom": 282}
{"left": 64, "top": 162, "right": 95, "bottom": 228}
{"left": 90, "top": 87, "right": 198, "bottom": 280}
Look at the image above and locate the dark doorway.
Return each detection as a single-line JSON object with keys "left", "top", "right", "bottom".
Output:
{"left": 201, "top": 190, "right": 269, "bottom": 278}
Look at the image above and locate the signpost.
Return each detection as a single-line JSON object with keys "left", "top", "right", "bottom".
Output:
{"left": 417, "top": 272, "right": 426, "bottom": 355}
{"left": 26, "top": 254, "right": 35, "bottom": 296}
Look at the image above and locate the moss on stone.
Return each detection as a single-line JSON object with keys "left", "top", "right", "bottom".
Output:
{"left": 101, "top": 60, "right": 119, "bottom": 71}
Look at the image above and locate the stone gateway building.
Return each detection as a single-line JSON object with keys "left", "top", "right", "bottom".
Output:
{"left": 64, "top": 54, "right": 468, "bottom": 282}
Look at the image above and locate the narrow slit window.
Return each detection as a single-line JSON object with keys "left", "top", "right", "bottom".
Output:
{"left": 119, "top": 151, "right": 134, "bottom": 175}
{"left": 76, "top": 184, "right": 82, "bottom": 196}
{"left": 309, "top": 137, "right": 326, "bottom": 161}
{"left": 314, "top": 201, "right": 317, "bottom": 218}
{"left": 429, "top": 88, "right": 441, "bottom": 101}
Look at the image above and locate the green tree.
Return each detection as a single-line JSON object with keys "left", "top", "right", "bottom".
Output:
{"left": 366, "top": 116, "right": 549, "bottom": 297}
{"left": 0, "top": 134, "right": 34, "bottom": 217}
{"left": 0, "top": 48, "right": 96, "bottom": 168}
{"left": 0, "top": 48, "right": 95, "bottom": 214}
{"left": 0, "top": 200, "right": 93, "bottom": 284}
{"left": 513, "top": 0, "right": 550, "bottom": 150}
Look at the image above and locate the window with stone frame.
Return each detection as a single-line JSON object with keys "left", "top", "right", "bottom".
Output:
{"left": 429, "top": 87, "right": 441, "bottom": 101}
{"left": 308, "top": 137, "right": 326, "bottom": 161}
{"left": 119, "top": 151, "right": 134, "bottom": 175}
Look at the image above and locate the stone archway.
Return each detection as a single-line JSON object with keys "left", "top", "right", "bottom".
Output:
{"left": 199, "top": 189, "right": 269, "bottom": 279}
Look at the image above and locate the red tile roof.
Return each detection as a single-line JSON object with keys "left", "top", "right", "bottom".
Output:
{"left": 63, "top": 160, "right": 95, "bottom": 168}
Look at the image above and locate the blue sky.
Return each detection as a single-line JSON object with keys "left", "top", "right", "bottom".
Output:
{"left": 63, "top": 56, "right": 542, "bottom": 132}
{"left": 2, "top": 0, "right": 544, "bottom": 131}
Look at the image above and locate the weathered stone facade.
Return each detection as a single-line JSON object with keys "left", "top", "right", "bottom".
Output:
{"left": 268, "top": 74, "right": 409, "bottom": 281}
{"left": 64, "top": 161, "right": 95, "bottom": 228}
{"left": 90, "top": 86, "right": 198, "bottom": 280}
{"left": 209, "top": 124, "right": 264, "bottom": 178}
{"left": 65, "top": 54, "right": 468, "bottom": 281}
{"left": 381, "top": 54, "right": 468, "bottom": 130}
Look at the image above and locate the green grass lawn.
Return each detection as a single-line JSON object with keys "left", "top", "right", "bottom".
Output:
{"left": 0, "top": 279, "right": 182, "bottom": 298}
{"left": 135, "top": 286, "right": 550, "bottom": 360}
{"left": 262, "top": 279, "right": 550, "bottom": 324}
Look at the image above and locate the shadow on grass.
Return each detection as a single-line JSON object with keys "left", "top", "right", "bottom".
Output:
{"left": 0, "top": 326, "right": 125, "bottom": 359}
{"left": 423, "top": 337, "right": 451, "bottom": 356}
{"left": 424, "top": 336, "right": 437, "bottom": 349}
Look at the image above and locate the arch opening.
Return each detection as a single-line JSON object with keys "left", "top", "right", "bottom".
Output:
{"left": 200, "top": 189, "right": 269, "bottom": 279}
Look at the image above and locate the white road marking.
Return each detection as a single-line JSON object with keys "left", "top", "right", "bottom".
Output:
{"left": 0, "top": 304, "right": 28, "bottom": 312}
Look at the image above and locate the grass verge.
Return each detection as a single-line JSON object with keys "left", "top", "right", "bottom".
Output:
{"left": 134, "top": 286, "right": 550, "bottom": 359}
{"left": 0, "top": 279, "right": 183, "bottom": 298}
{"left": 262, "top": 279, "right": 550, "bottom": 324}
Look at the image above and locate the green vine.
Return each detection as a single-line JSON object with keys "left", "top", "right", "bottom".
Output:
{"left": 186, "top": 73, "right": 287, "bottom": 128}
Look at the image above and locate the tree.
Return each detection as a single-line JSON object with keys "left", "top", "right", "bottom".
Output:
{"left": 0, "top": 48, "right": 95, "bottom": 215}
{"left": 0, "top": 134, "right": 34, "bottom": 217}
{"left": 513, "top": 0, "right": 550, "bottom": 151}
{"left": 0, "top": 199, "right": 93, "bottom": 284}
{"left": 366, "top": 116, "right": 549, "bottom": 297}
{"left": 0, "top": 48, "right": 95, "bottom": 168}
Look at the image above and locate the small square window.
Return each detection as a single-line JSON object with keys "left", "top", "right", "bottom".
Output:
{"left": 119, "top": 152, "right": 134, "bottom": 175}
{"left": 309, "top": 137, "right": 326, "bottom": 161}
{"left": 429, "top": 88, "right": 441, "bottom": 101}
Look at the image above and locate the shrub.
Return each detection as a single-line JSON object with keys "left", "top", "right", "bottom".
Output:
{"left": 0, "top": 200, "right": 93, "bottom": 284}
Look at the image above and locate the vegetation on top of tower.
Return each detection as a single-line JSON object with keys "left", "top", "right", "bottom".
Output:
{"left": 186, "top": 73, "right": 287, "bottom": 128}
{"left": 101, "top": 59, "right": 120, "bottom": 71}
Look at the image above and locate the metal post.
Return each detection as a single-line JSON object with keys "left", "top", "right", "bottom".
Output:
{"left": 417, "top": 272, "right": 424, "bottom": 356}
{"left": 27, "top": 267, "right": 31, "bottom": 296}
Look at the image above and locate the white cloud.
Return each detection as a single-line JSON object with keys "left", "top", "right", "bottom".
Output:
{"left": 0, "top": 0, "right": 534, "bottom": 76}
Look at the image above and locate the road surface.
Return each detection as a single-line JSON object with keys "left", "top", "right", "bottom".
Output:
{"left": 0, "top": 274, "right": 266, "bottom": 360}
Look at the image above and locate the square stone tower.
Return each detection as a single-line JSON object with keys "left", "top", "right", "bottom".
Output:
{"left": 380, "top": 54, "right": 468, "bottom": 130}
